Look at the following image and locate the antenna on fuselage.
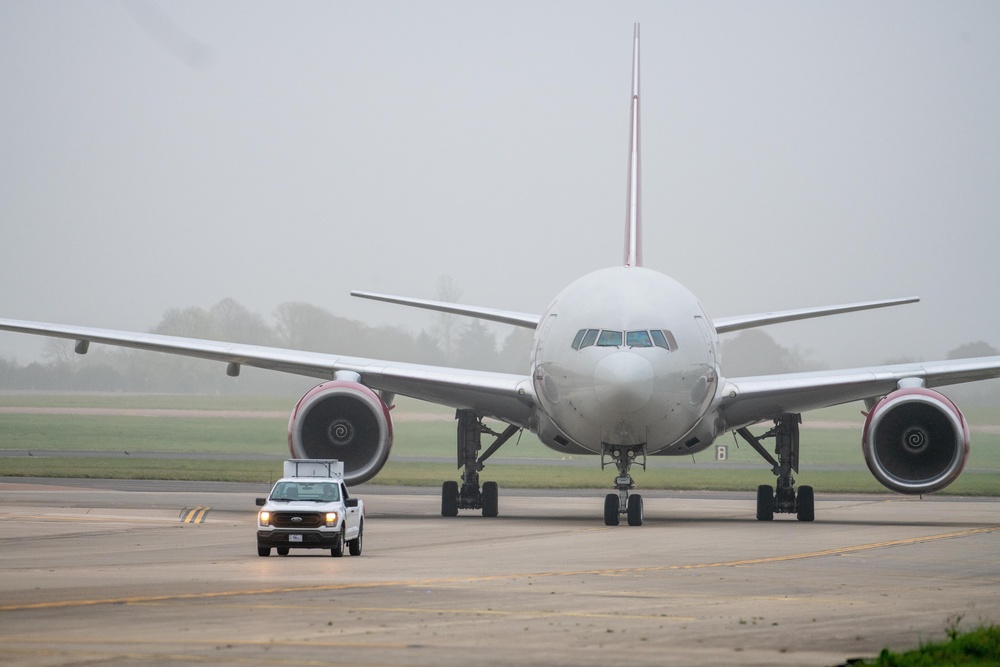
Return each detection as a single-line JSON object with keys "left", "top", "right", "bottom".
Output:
{"left": 623, "top": 23, "right": 642, "bottom": 268}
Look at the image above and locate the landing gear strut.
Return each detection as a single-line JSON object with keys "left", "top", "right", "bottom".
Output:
{"left": 736, "top": 413, "right": 814, "bottom": 522}
{"left": 441, "top": 410, "right": 519, "bottom": 518}
{"left": 602, "top": 444, "right": 646, "bottom": 526}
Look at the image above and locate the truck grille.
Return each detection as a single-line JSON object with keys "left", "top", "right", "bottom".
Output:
{"left": 272, "top": 512, "right": 323, "bottom": 528}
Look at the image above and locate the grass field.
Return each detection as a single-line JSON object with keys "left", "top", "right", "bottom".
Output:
{"left": 1, "top": 393, "right": 998, "bottom": 494}
{"left": 856, "top": 623, "right": 1000, "bottom": 666}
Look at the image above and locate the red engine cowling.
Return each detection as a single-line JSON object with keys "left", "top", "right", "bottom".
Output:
{"left": 862, "top": 387, "right": 969, "bottom": 495}
{"left": 288, "top": 381, "right": 393, "bottom": 485}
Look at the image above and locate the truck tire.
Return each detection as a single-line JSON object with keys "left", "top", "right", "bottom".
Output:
{"left": 277, "top": 547, "right": 289, "bottom": 556}
{"left": 348, "top": 519, "right": 364, "bottom": 556}
{"left": 331, "top": 527, "right": 346, "bottom": 557}
{"left": 257, "top": 546, "right": 270, "bottom": 557}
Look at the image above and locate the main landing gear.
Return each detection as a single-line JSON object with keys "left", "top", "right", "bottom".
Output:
{"left": 735, "top": 412, "right": 815, "bottom": 522}
{"left": 602, "top": 444, "right": 646, "bottom": 526}
{"left": 441, "top": 410, "right": 520, "bottom": 518}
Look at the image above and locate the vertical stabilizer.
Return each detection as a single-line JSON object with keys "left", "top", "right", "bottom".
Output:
{"left": 623, "top": 23, "right": 642, "bottom": 268}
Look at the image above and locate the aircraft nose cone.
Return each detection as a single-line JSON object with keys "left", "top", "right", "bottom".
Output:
{"left": 594, "top": 352, "right": 654, "bottom": 413}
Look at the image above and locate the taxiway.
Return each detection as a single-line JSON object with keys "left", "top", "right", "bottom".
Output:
{"left": 0, "top": 478, "right": 997, "bottom": 666}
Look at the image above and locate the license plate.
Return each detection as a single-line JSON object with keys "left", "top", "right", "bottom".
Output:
{"left": 288, "top": 534, "right": 303, "bottom": 543}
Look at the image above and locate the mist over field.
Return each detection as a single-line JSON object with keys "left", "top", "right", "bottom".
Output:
{"left": 2, "top": 295, "right": 998, "bottom": 405}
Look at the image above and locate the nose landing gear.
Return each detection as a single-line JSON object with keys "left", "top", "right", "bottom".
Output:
{"left": 602, "top": 444, "right": 646, "bottom": 526}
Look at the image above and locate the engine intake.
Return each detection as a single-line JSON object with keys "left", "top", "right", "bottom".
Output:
{"left": 862, "top": 387, "right": 969, "bottom": 494}
{"left": 288, "top": 381, "right": 393, "bottom": 485}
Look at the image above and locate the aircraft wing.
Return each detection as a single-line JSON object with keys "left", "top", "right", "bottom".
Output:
{"left": 713, "top": 297, "right": 920, "bottom": 334}
{"left": 350, "top": 291, "right": 540, "bottom": 329}
{"left": 349, "top": 293, "right": 919, "bottom": 335}
{"left": 0, "top": 318, "right": 535, "bottom": 427}
{"left": 718, "top": 356, "right": 1000, "bottom": 430}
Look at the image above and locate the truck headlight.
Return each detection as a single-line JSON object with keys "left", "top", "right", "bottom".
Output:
{"left": 325, "top": 512, "right": 338, "bottom": 526}
{"left": 258, "top": 511, "right": 270, "bottom": 526}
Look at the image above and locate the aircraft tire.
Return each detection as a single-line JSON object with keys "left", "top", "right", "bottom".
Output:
{"left": 441, "top": 481, "right": 459, "bottom": 517}
{"left": 482, "top": 481, "right": 499, "bottom": 517}
{"left": 627, "top": 494, "right": 644, "bottom": 526}
{"left": 604, "top": 494, "right": 620, "bottom": 526}
{"left": 756, "top": 485, "right": 775, "bottom": 521}
{"left": 796, "top": 486, "right": 815, "bottom": 522}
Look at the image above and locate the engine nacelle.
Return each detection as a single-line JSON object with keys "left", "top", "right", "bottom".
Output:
{"left": 288, "top": 381, "right": 393, "bottom": 486}
{"left": 862, "top": 387, "right": 969, "bottom": 495}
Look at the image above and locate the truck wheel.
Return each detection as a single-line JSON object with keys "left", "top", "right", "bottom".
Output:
{"left": 348, "top": 519, "right": 364, "bottom": 556}
{"left": 276, "top": 547, "right": 289, "bottom": 556}
{"left": 257, "top": 546, "right": 270, "bottom": 557}
{"left": 331, "top": 527, "right": 345, "bottom": 557}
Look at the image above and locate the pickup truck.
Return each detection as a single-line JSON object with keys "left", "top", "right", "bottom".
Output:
{"left": 256, "top": 460, "right": 364, "bottom": 557}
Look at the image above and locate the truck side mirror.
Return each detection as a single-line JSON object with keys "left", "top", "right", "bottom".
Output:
{"left": 255, "top": 497, "right": 267, "bottom": 506}
{"left": 345, "top": 498, "right": 359, "bottom": 508}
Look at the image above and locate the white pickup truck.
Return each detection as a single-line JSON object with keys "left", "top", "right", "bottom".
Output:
{"left": 255, "top": 460, "right": 364, "bottom": 557}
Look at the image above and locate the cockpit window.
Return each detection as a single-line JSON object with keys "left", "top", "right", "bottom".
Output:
{"left": 650, "top": 330, "right": 669, "bottom": 349}
{"left": 572, "top": 329, "right": 600, "bottom": 350}
{"left": 597, "top": 330, "right": 623, "bottom": 347}
{"left": 626, "top": 330, "right": 653, "bottom": 347}
{"left": 574, "top": 328, "right": 677, "bottom": 351}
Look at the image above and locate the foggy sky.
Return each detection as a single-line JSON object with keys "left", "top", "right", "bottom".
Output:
{"left": 2, "top": 1, "right": 999, "bottom": 371}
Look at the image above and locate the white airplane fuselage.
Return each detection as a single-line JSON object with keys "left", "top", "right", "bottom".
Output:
{"left": 530, "top": 266, "right": 722, "bottom": 457}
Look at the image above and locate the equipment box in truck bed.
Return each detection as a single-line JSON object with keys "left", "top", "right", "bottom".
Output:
{"left": 255, "top": 459, "right": 364, "bottom": 557}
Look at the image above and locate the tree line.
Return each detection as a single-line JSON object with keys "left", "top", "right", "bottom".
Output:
{"left": 0, "top": 298, "right": 533, "bottom": 394}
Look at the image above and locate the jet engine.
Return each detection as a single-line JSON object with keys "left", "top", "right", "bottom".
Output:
{"left": 862, "top": 387, "right": 969, "bottom": 494}
{"left": 288, "top": 380, "right": 393, "bottom": 485}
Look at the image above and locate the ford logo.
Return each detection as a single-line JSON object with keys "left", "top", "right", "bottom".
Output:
{"left": 291, "top": 516, "right": 302, "bottom": 523}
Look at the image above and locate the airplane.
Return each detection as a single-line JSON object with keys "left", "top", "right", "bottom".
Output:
{"left": 3, "top": 24, "right": 1000, "bottom": 526}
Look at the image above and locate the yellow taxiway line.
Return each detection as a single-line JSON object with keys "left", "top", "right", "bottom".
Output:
{"left": 1, "top": 524, "right": 997, "bottom": 613}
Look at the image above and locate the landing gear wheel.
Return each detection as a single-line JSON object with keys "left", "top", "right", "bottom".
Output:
{"left": 257, "top": 545, "right": 270, "bottom": 557}
{"left": 453, "top": 410, "right": 519, "bottom": 519}
{"left": 796, "top": 485, "right": 815, "bottom": 522}
{"left": 740, "top": 414, "right": 808, "bottom": 521}
{"left": 331, "top": 527, "right": 345, "bottom": 557}
{"left": 604, "top": 494, "right": 620, "bottom": 526}
{"left": 348, "top": 519, "right": 364, "bottom": 556}
{"left": 481, "top": 481, "right": 499, "bottom": 518}
{"left": 276, "top": 547, "right": 289, "bottom": 556}
{"left": 441, "top": 481, "right": 459, "bottom": 517}
{"left": 627, "top": 494, "right": 644, "bottom": 526}
{"left": 756, "top": 485, "right": 775, "bottom": 521}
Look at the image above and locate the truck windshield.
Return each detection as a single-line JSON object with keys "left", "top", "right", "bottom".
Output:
{"left": 270, "top": 481, "right": 340, "bottom": 502}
